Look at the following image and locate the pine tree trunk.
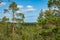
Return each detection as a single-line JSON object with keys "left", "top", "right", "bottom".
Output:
{"left": 12, "top": 23, "right": 14, "bottom": 34}
{"left": 12, "top": 10, "right": 15, "bottom": 34}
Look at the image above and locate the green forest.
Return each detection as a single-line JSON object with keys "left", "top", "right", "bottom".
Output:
{"left": 0, "top": 0, "right": 60, "bottom": 40}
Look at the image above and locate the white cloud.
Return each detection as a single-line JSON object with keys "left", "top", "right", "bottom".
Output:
{"left": 16, "top": 11, "right": 22, "bottom": 13}
{"left": 0, "top": 2, "right": 6, "bottom": 6}
{"left": 42, "top": 9, "right": 49, "bottom": 12}
{"left": 26, "top": 5, "right": 36, "bottom": 12}
{"left": 26, "top": 8, "right": 36, "bottom": 12}
{"left": 27, "top": 5, "right": 33, "bottom": 9}
{"left": 17, "top": 5, "right": 23, "bottom": 8}
{"left": 16, "top": 9, "right": 25, "bottom": 13}
{"left": 16, "top": 11, "right": 20, "bottom": 13}
{"left": 16, "top": 5, "right": 36, "bottom": 13}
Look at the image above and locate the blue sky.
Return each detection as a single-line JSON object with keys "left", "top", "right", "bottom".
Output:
{"left": 0, "top": 0, "right": 48, "bottom": 22}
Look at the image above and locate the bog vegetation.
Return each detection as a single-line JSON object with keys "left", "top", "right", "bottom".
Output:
{"left": 0, "top": 0, "right": 60, "bottom": 40}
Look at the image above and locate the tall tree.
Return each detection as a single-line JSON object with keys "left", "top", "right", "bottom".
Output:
{"left": 4, "top": 2, "right": 19, "bottom": 34}
{"left": 9, "top": 2, "right": 19, "bottom": 34}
